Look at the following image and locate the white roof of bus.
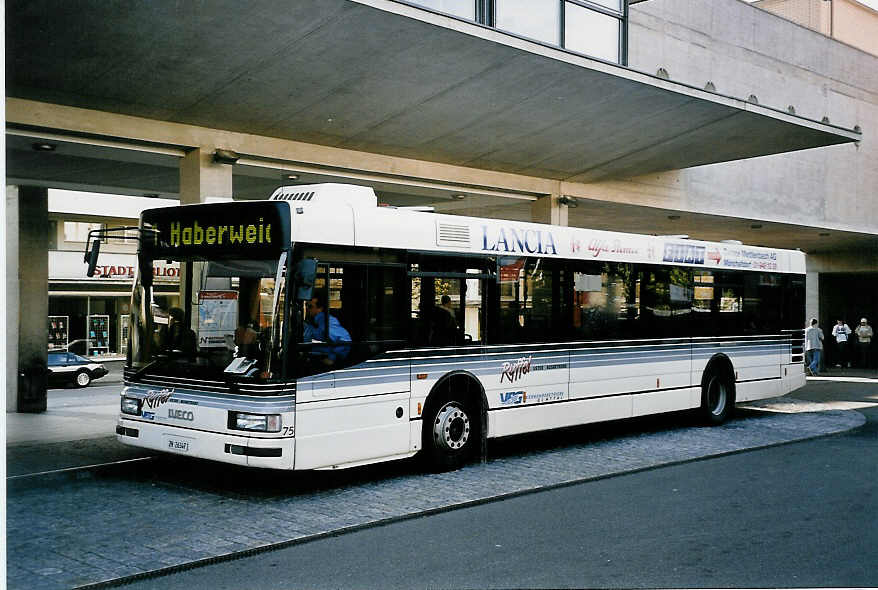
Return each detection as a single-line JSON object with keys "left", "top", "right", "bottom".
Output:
{"left": 277, "top": 184, "right": 806, "bottom": 274}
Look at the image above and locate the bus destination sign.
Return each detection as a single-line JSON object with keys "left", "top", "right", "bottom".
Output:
{"left": 140, "top": 201, "right": 290, "bottom": 258}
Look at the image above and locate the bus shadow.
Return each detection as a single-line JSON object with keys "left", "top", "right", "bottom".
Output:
{"left": 117, "top": 407, "right": 750, "bottom": 498}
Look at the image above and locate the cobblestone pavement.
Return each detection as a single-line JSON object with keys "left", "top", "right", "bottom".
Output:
{"left": 6, "top": 402, "right": 865, "bottom": 590}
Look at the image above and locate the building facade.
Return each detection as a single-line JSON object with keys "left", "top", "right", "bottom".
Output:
{"left": 753, "top": 0, "right": 878, "bottom": 56}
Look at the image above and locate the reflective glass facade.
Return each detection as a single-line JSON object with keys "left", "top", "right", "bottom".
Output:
{"left": 406, "top": 0, "right": 626, "bottom": 64}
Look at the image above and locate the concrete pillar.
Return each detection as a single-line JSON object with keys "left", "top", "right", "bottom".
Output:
{"left": 178, "top": 149, "right": 234, "bottom": 330}
{"left": 530, "top": 194, "right": 568, "bottom": 226}
{"left": 6, "top": 187, "right": 21, "bottom": 412}
{"left": 806, "top": 271, "right": 819, "bottom": 325}
{"left": 13, "top": 187, "right": 49, "bottom": 413}
{"left": 179, "top": 147, "right": 234, "bottom": 205}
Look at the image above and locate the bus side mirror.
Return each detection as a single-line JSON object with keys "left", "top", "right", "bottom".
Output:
{"left": 138, "top": 254, "right": 153, "bottom": 288}
{"left": 295, "top": 258, "right": 317, "bottom": 300}
{"left": 85, "top": 240, "right": 101, "bottom": 277}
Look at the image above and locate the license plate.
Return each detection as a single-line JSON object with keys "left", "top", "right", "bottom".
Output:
{"left": 163, "top": 436, "right": 192, "bottom": 454}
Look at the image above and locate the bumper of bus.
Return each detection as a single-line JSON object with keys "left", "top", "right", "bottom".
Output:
{"left": 116, "top": 417, "right": 295, "bottom": 469}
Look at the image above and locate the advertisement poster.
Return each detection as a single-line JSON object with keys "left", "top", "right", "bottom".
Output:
{"left": 88, "top": 315, "right": 110, "bottom": 354}
{"left": 198, "top": 291, "right": 238, "bottom": 348}
{"left": 48, "top": 316, "right": 69, "bottom": 350}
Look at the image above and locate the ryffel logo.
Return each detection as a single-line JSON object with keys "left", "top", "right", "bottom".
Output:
{"left": 168, "top": 409, "right": 194, "bottom": 421}
{"left": 499, "top": 391, "right": 525, "bottom": 406}
{"left": 143, "top": 389, "right": 174, "bottom": 409}
{"left": 500, "top": 356, "right": 532, "bottom": 383}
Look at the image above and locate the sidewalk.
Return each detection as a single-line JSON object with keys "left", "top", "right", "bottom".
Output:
{"left": 808, "top": 366, "right": 878, "bottom": 379}
{"left": 5, "top": 366, "right": 150, "bottom": 478}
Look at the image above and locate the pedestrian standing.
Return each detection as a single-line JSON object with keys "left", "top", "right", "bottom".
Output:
{"left": 831, "top": 319, "right": 851, "bottom": 368}
{"left": 804, "top": 318, "right": 824, "bottom": 376}
{"left": 855, "top": 318, "right": 873, "bottom": 369}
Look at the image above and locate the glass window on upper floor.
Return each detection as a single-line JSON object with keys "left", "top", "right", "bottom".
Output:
{"left": 105, "top": 226, "right": 140, "bottom": 246}
{"left": 410, "top": 0, "right": 476, "bottom": 20}
{"left": 496, "top": 0, "right": 561, "bottom": 45}
{"left": 583, "top": 0, "right": 621, "bottom": 11}
{"left": 564, "top": 1, "right": 621, "bottom": 63}
{"left": 63, "top": 221, "right": 102, "bottom": 244}
{"left": 406, "top": 0, "right": 626, "bottom": 64}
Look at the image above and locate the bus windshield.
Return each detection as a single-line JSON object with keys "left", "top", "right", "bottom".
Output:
{"left": 129, "top": 254, "right": 287, "bottom": 382}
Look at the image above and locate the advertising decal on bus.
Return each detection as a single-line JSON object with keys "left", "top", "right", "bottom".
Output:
{"left": 481, "top": 225, "right": 558, "bottom": 255}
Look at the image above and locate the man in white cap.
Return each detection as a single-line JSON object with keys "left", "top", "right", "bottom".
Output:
{"left": 855, "top": 318, "right": 873, "bottom": 369}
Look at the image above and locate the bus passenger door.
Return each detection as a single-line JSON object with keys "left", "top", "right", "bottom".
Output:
{"left": 294, "top": 261, "right": 412, "bottom": 469}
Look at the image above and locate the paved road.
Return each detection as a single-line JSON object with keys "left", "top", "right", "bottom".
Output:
{"left": 5, "top": 376, "right": 875, "bottom": 589}
{"left": 6, "top": 381, "right": 151, "bottom": 477}
{"left": 127, "top": 407, "right": 878, "bottom": 589}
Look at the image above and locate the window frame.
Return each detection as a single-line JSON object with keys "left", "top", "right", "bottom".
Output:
{"left": 400, "top": 0, "right": 628, "bottom": 65}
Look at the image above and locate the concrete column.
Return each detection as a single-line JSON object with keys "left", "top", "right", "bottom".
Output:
{"left": 179, "top": 147, "right": 234, "bottom": 205}
{"left": 530, "top": 194, "right": 568, "bottom": 226}
{"left": 806, "top": 271, "right": 819, "bottom": 325}
{"left": 15, "top": 187, "right": 49, "bottom": 413}
{"left": 6, "top": 187, "right": 21, "bottom": 412}
{"left": 178, "top": 149, "right": 234, "bottom": 331}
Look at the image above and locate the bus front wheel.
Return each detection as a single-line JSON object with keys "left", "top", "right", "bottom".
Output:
{"left": 423, "top": 398, "right": 476, "bottom": 471}
{"left": 701, "top": 372, "right": 734, "bottom": 424}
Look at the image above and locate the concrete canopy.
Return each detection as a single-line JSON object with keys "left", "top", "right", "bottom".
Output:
{"left": 6, "top": 0, "right": 860, "bottom": 189}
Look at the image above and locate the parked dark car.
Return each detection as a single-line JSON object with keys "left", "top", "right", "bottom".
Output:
{"left": 47, "top": 351, "right": 109, "bottom": 388}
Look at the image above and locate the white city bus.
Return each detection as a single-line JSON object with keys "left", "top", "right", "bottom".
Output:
{"left": 107, "top": 183, "right": 806, "bottom": 471}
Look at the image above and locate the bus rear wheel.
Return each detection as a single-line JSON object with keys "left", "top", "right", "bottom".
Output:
{"left": 424, "top": 398, "right": 476, "bottom": 471}
{"left": 701, "top": 373, "right": 733, "bottom": 424}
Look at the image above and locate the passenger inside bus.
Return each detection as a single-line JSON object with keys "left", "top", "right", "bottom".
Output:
{"left": 431, "top": 294, "right": 459, "bottom": 346}
{"left": 303, "top": 296, "right": 351, "bottom": 366}
{"left": 165, "top": 307, "right": 196, "bottom": 354}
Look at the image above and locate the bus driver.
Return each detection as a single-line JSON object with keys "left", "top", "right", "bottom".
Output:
{"left": 303, "top": 297, "right": 352, "bottom": 366}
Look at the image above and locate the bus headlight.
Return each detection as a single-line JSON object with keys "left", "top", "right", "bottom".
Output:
{"left": 229, "top": 412, "right": 282, "bottom": 432}
{"left": 121, "top": 396, "right": 142, "bottom": 416}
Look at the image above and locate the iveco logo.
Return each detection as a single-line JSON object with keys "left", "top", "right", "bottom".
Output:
{"left": 168, "top": 409, "right": 194, "bottom": 421}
